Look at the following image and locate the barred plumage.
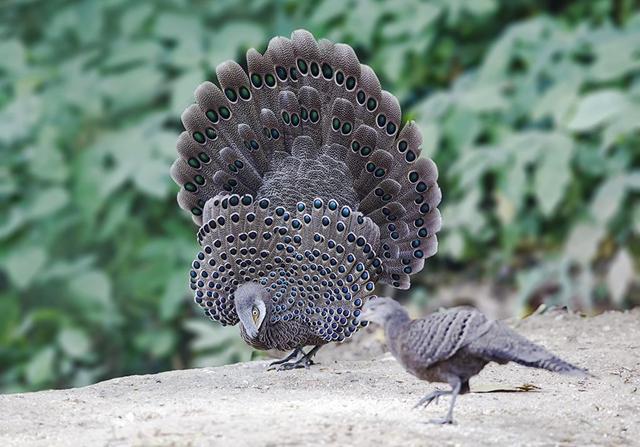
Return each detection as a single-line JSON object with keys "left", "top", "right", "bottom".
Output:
{"left": 362, "top": 298, "right": 590, "bottom": 424}
{"left": 171, "top": 29, "right": 441, "bottom": 368}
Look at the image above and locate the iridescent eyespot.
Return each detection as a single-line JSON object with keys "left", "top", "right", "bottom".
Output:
{"left": 321, "top": 63, "right": 333, "bottom": 79}
{"left": 297, "top": 59, "right": 308, "bottom": 74}
{"left": 193, "top": 132, "right": 205, "bottom": 144}
{"left": 239, "top": 86, "right": 251, "bottom": 100}
{"left": 250, "top": 73, "right": 262, "bottom": 88}
{"left": 224, "top": 88, "right": 237, "bottom": 102}
{"left": 276, "top": 66, "right": 287, "bottom": 81}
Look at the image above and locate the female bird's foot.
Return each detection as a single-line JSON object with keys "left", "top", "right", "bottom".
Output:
{"left": 427, "top": 417, "right": 455, "bottom": 425}
{"left": 413, "top": 389, "right": 450, "bottom": 409}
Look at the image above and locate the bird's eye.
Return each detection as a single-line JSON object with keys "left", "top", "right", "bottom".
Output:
{"left": 251, "top": 307, "right": 259, "bottom": 322}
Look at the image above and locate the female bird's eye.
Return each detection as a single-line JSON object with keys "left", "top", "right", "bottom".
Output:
{"left": 252, "top": 307, "right": 259, "bottom": 322}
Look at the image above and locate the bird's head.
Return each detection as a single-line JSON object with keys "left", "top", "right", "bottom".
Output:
{"left": 234, "top": 282, "right": 270, "bottom": 339}
{"left": 360, "top": 297, "right": 407, "bottom": 326}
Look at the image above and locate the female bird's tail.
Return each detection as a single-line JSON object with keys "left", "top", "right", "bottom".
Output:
{"left": 468, "top": 322, "right": 591, "bottom": 377}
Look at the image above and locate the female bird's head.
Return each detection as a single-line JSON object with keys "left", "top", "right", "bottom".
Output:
{"left": 234, "top": 282, "right": 270, "bottom": 339}
{"left": 360, "top": 297, "right": 408, "bottom": 326}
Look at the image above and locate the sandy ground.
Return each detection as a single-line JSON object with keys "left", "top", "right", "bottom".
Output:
{"left": 1, "top": 308, "right": 639, "bottom": 447}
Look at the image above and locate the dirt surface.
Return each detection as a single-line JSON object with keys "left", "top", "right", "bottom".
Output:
{"left": 1, "top": 309, "right": 639, "bottom": 447}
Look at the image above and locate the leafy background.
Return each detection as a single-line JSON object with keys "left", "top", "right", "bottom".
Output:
{"left": 1, "top": 0, "right": 638, "bottom": 392}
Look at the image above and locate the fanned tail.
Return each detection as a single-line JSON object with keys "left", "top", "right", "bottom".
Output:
{"left": 171, "top": 29, "right": 441, "bottom": 290}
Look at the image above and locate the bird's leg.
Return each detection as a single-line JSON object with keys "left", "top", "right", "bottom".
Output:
{"left": 428, "top": 380, "right": 462, "bottom": 425}
{"left": 267, "top": 348, "right": 302, "bottom": 370}
{"left": 413, "top": 389, "right": 451, "bottom": 409}
{"left": 276, "top": 345, "right": 322, "bottom": 371}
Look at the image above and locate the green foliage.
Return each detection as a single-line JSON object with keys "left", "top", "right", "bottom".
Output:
{"left": 1, "top": 0, "right": 638, "bottom": 392}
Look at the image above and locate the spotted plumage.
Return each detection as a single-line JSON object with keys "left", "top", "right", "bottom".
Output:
{"left": 170, "top": 29, "right": 441, "bottom": 367}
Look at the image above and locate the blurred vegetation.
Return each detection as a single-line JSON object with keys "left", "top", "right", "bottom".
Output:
{"left": 0, "top": 0, "right": 639, "bottom": 392}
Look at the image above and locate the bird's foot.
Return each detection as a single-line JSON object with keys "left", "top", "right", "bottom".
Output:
{"left": 276, "top": 357, "right": 315, "bottom": 371}
{"left": 270, "top": 346, "right": 321, "bottom": 371}
{"left": 266, "top": 348, "right": 302, "bottom": 370}
{"left": 427, "top": 417, "right": 455, "bottom": 425}
{"left": 413, "top": 390, "right": 449, "bottom": 409}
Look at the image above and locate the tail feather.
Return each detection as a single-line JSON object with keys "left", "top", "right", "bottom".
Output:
{"left": 171, "top": 29, "right": 442, "bottom": 289}
{"left": 469, "top": 323, "right": 590, "bottom": 377}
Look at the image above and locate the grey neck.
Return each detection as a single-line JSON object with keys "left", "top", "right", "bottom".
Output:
{"left": 383, "top": 308, "right": 411, "bottom": 357}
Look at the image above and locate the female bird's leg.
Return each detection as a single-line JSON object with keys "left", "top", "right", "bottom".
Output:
{"left": 276, "top": 345, "right": 322, "bottom": 371}
{"left": 428, "top": 380, "right": 462, "bottom": 425}
{"left": 267, "top": 348, "right": 303, "bottom": 370}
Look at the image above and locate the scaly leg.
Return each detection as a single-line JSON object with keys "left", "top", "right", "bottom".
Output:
{"left": 428, "top": 380, "right": 462, "bottom": 425}
{"left": 276, "top": 345, "right": 322, "bottom": 371}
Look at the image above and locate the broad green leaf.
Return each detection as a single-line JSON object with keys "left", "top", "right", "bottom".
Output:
{"left": 3, "top": 247, "right": 47, "bottom": 290}
{"left": 564, "top": 221, "right": 605, "bottom": 264}
{"left": 120, "top": 3, "right": 154, "bottom": 35}
{"left": 567, "top": 90, "right": 629, "bottom": 132}
{"left": 588, "top": 31, "right": 640, "bottom": 82}
{"left": 208, "top": 22, "right": 266, "bottom": 62}
{"left": 0, "top": 39, "right": 26, "bottom": 74}
{"left": 0, "top": 95, "right": 42, "bottom": 145}
{"left": 0, "top": 295, "right": 19, "bottom": 343}
{"left": 495, "top": 190, "right": 516, "bottom": 225}
{"left": 601, "top": 103, "right": 640, "bottom": 153}
{"left": 457, "top": 84, "right": 508, "bottom": 112}
{"left": 28, "top": 187, "right": 70, "bottom": 220}
{"left": 102, "top": 41, "right": 162, "bottom": 68}
{"left": 40, "top": 256, "right": 96, "bottom": 282}
{"left": 58, "top": 328, "right": 91, "bottom": 360}
{"left": 449, "top": 146, "right": 506, "bottom": 189}
{"left": 534, "top": 134, "right": 573, "bottom": 216}
{"left": 154, "top": 13, "right": 202, "bottom": 41}
{"left": 170, "top": 69, "right": 206, "bottom": 117}
{"left": 414, "top": 92, "right": 452, "bottom": 121}
{"left": 627, "top": 171, "right": 640, "bottom": 190}
{"left": 443, "top": 108, "right": 480, "bottom": 151}
{"left": 160, "top": 271, "right": 189, "bottom": 321}
{"left": 102, "top": 66, "right": 165, "bottom": 112}
{"left": 477, "top": 31, "right": 512, "bottom": 83}
{"left": 606, "top": 249, "right": 635, "bottom": 305}
{"left": 532, "top": 81, "right": 579, "bottom": 126}
{"left": 309, "top": 0, "right": 349, "bottom": 25}
{"left": 68, "top": 270, "right": 113, "bottom": 309}
{"left": 75, "top": 0, "right": 104, "bottom": 45}
{"left": 420, "top": 122, "right": 441, "bottom": 158}
{"left": 28, "top": 143, "right": 69, "bottom": 182}
{"left": 0, "top": 208, "right": 26, "bottom": 240}
{"left": 25, "top": 347, "right": 56, "bottom": 386}
{"left": 590, "top": 175, "right": 627, "bottom": 225}
{"left": 135, "top": 329, "right": 175, "bottom": 358}
{"left": 441, "top": 231, "right": 465, "bottom": 259}
{"left": 133, "top": 157, "right": 171, "bottom": 198}
{"left": 184, "top": 319, "right": 239, "bottom": 352}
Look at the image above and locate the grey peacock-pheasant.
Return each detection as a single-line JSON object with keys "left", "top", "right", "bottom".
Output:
{"left": 170, "top": 29, "right": 442, "bottom": 369}
{"left": 361, "top": 298, "right": 590, "bottom": 424}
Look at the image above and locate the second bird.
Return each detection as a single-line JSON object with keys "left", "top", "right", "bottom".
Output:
{"left": 361, "top": 297, "right": 590, "bottom": 424}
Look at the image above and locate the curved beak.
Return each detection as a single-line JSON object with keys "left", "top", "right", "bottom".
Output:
{"left": 238, "top": 308, "right": 258, "bottom": 338}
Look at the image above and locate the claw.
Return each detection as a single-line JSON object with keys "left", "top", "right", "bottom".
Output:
{"left": 267, "top": 348, "right": 302, "bottom": 370}
{"left": 427, "top": 418, "right": 455, "bottom": 425}
{"left": 270, "top": 346, "right": 321, "bottom": 371}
